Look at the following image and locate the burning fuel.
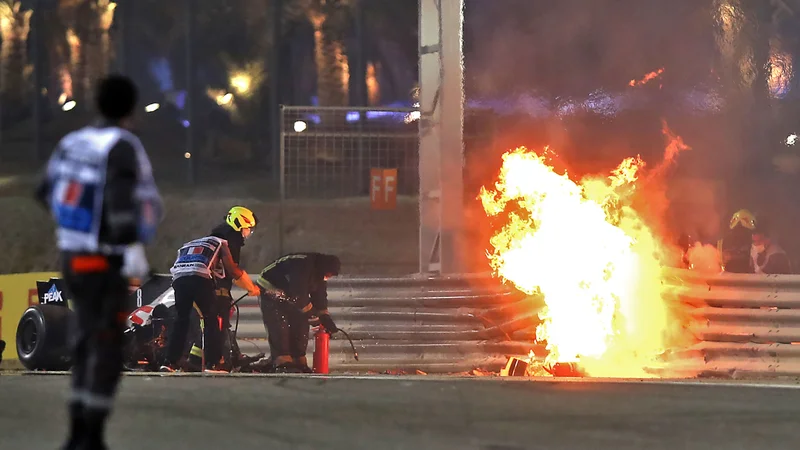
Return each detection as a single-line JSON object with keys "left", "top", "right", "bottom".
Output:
{"left": 480, "top": 137, "right": 689, "bottom": 378}
{"left": 629, "top": 68, "right": 665, "bottom": 87}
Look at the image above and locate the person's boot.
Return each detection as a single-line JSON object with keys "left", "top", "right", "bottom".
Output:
{"left": 274, "top": 363, "right": 303, "bottom": 374}
{"left": 236, "top": 352, "right": 265, "bottom": 366}
{"left": 293, "top": 356, "right": 313, "bottom": 373}
{"left": 81, "top": 407, "right": 109, "bottom": 450}
{"left": 59, "top": 402, "right": 85, "bottom": 450}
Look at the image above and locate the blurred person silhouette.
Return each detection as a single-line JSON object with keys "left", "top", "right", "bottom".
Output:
{"left": 750, "top": 219, "right": 792, "bottom": 275}
{"left": 161, "top": 229, "right": 260, "bottom": 373}
{"left": 177, "top": 206, "right": 262, "bottom": 372}
{"left": 35, "top": 75, "right": 164, "bottom": 450}
{"left": 718, "top": 209, "right": 757, "bottom": 273}
{"left": 256, "top": 253, "right": 341, "bottom": 373}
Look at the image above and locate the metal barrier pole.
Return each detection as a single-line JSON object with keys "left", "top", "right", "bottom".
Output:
{"left": 278, "top": 105, "right": 286, "bottom": 257}
{"left": 184, "top": 0, "right": 195, "bottom": 185}
{"left": 31, "top": 0, "right": 42, "bottom": 161}
{"left": 270, "top": 0, "right": 282, "bottom": 173}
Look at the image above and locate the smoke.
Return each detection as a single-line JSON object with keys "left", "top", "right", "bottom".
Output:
{"left": 686, "top": 243, "right": 722, "bottom": 274}
{"left": 463, "top": 0, "right": 798, "bottom": 257}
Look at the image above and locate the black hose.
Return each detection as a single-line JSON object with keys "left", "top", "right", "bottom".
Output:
{"left": 231, "top": 293, "right": 248, "bottom": 338}
{"left": 336, "top": 328, "right": 359, "bottom": 361}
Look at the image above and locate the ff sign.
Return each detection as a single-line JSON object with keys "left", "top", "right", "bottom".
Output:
{"left": 370, "top": 168, "right": 397, "bottom": 210}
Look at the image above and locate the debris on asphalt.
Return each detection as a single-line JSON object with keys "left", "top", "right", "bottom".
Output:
{"left": 500, "top": 356, "right": 529, "bottom": 377}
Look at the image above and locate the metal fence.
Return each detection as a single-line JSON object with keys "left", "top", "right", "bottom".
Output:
{"left": 665, "top": 268, "right": 800, "bottom": 378}
{"left": 230, "top": 269, "right": 800, "bottom": 377}
{"left": 279, "top": 106, "right": 419, "bottom": 200}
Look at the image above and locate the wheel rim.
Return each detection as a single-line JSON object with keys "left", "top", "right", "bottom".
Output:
{"left": 19, "top": 318, "right": 38, "bottom": 355}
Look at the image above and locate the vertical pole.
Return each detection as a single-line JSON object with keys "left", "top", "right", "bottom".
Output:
{"left": 273, "top": 0, "right": 284, "bottom": 259}
{"left": 352, "top": 3, "right": 367, "bottom": 106}
{"left": 353, "top": 3, "right": 367, "bottom": 195}
{"left": 438, "top": 0, "right": 464, "bottom": 274}
{"left": 117, "top": 0, "right": 131, "bottom": 75}
{"left": 0, "top": 7, "right": 5, "bottom": 160}
{"left": 418, "top": 0, "right": 464, "bottom": 274}
{"left": 418, "top": 0, "right": 442, "bottom": 273}
{"left": 278, "top": 105, "right": 286, "bottom": 257}
{"left": 31, "top": 0, "right": 42, "bottom": 161}
{"left": 185, "top": 0, "right": 195, "bottom": 184}
{"left": 270, "top": 0, "right": 282, "bottom": 180}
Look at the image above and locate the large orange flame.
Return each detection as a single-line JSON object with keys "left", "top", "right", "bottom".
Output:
{"left": 480, "top": 143, "right": 684, "bottom": 378}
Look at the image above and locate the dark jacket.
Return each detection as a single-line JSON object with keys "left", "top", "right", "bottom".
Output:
{"left": 210, "top": 223, "right": 245, "bottom": 292}
{"left": 256, "top": 253, "right": 341, "bottom": 314}
{"left": 719, "top": 226, "right": 754, "bottom": 274}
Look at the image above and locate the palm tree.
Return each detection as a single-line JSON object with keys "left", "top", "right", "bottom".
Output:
{"left": 285, "top": 0, "right": 417, "bottom": 107}
{"left": 0, "top": 0, "right": 32, "bottom": 106}
{"left": 287, "top": 0, "right": 352, "bottom": 107}
{"left": 41, "top": 3, "right": 74, "bottom": 105}
{"left": 78, "top": 0, "right": 116, "bottom": 105}
{"left": 53, "top": 0, "right": 117, "bottom": 107}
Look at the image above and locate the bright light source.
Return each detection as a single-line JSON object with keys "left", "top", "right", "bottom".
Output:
{"left": 294, "top": 121, "right": 308, "bottom": 133}
{"left": 230, "top": 73, "right": 252, "bottom": 95}
{"left": 58, "top": 93, "right": 67, "bottom": 105}
{"left": 404, "top": 111, "right": 421, "bottom": 124}
{"left": 405, "top": 104, "right": 421, "bottom": 124}
{"left": 184, "top": 152, "right": 192, "bottom": 159}
{"left": 145, "top": 103, "right": 160, "bottom": 113}
{"left": 62, "top": 100, "right": 76, "bottom": 112}
{"left": 787, "top": 134, "right": 798, "bottom": 146}
{"left": 216, "top": 92, "right": 233, "bottom": 106}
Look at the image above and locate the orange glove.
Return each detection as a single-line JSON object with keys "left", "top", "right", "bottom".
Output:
{"left": 234, "top": 274, "right": 260, "bottom": 297}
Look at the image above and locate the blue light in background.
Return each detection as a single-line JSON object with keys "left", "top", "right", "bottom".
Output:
{"left": 149, "top": 58, "right": 174, "bottom": 93}
{"left": 304, "top": 114, "right": 322, "bottom": 124}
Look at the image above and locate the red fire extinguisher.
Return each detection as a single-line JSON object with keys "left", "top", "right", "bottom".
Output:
{"left": 313, "top": 326, "right": 330, "bottom": 374}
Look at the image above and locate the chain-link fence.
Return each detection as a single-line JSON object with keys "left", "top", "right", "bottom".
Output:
{"left": 280, "top": 106, "right": 418, "bottom": 200}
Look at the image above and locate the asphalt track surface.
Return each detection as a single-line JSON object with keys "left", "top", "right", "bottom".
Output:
{"left": 1, "top": 374, "right": 800, "bottom": 450}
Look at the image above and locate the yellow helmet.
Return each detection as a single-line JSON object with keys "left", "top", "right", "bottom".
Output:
{"left": 729, "top": 209, "right": 756, "bottom": 230}
{"left": 226, "top": 206, "right": 258, "bottom": 231}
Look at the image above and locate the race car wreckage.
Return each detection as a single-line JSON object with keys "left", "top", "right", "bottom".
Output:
{"left": 15, "top": 275, "right": 272, "bottom": 372}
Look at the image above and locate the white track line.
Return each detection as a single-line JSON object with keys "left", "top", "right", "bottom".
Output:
{"left": 10, "top": 371, "right": 800, "bottom": 389}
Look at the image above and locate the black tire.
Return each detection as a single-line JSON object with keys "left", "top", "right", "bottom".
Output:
{"left": 16, "top": 305, "right": 73, "bottom": 371}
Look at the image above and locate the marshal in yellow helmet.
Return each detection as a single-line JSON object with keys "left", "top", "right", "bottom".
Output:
{"left": 226, "top": 206, "right": 258, "bottom": 232}
{"left": 729, "top": 209, "right": 756, "bottom": 230}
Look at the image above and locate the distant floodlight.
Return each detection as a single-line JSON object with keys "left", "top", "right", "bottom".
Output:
{"left": 184, "top": 152, "right": 192, "bottom": 159}
{"left": 145, "top": 103, "right": 160, "bottom": 113}
{"left": 404, "top": 110, "right": 421, "bottom": 124}
{"left": 294, "top": 120, "right": 308, "bottom": 133}
{"left": 230, "top": 72, "right": 252, "bottom": 95}
{"left": 787, "top": 134, "right": 798, "bottom": 146}
{"left": 62, "top": 100, "right": 76, "bottom": 112}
